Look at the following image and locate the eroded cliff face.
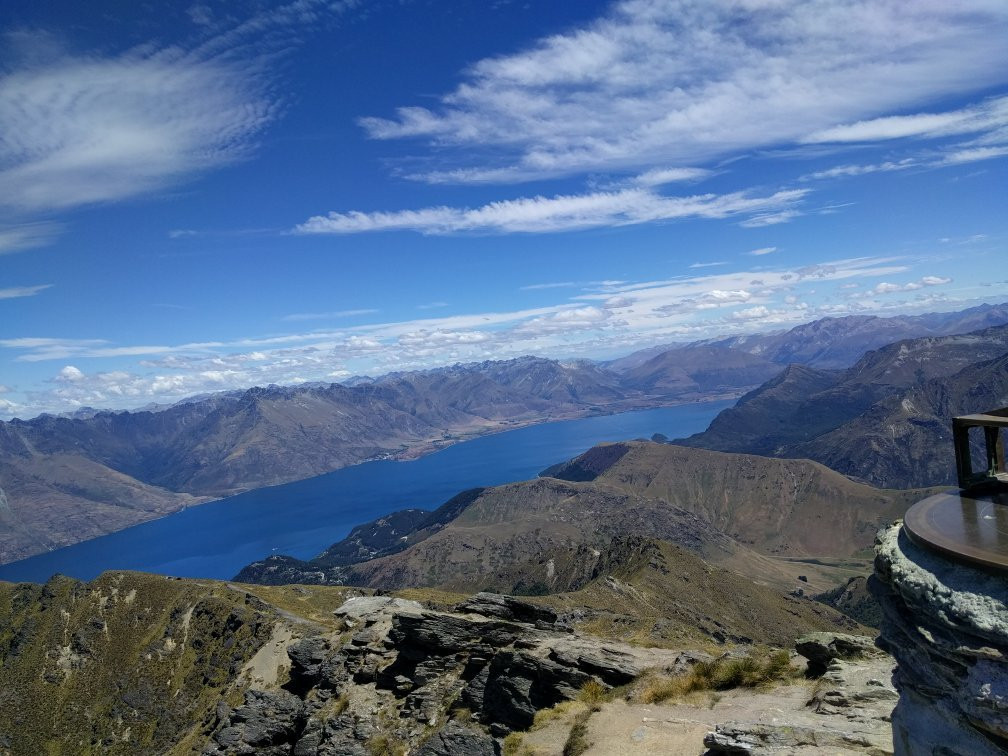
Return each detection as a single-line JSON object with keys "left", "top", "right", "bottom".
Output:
{"left": 872, "top": 523, "right": 1008, "bottom": 755}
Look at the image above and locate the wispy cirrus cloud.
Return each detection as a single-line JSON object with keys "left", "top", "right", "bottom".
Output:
{"left": 294, "top": 187, "right": 808, "bottom": 236}
{"left": 0, "top": 284, "right": 52, "bottom": 300}
{"left": 281, "top": 308, "right": 379, "bottom": 322}
{"left": 0, "top": 222, "right": 62, "bottom": 254}
{"left": 360, "top": 1, "right": 1008, "bottom": 183}
{"left": 0, "top": 0, "right": 358, "bottom": 225}
{"left": 803, "top": 96, "right": 1008, "bottom": 144}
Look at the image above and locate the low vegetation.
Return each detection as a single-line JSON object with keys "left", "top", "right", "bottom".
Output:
{"left": 562, "top": 709, "right": 593, "bottom": 756}
{"left": 641, "top": 647, "right": 796, "bottom": 704}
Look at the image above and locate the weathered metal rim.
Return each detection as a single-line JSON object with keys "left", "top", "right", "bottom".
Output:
{"left": 904, "top": 489, "right": 1008, "bottom": 573}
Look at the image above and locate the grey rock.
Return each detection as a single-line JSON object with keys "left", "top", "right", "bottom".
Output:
{"left": 704, "top": 722, "right": 886, "bottom": 754}
{"left": 454, "top": 592, "right": 558, "bottom": 626}
{"left": 204, "top": 689, "right": 305, "bottom": 755}
{"left": 333, "top": 596, "right": 423, "bottom": 621}
{"left": 874, "top": 521, "right": 1008, "bottom": 754}
{"left": 287, "top": 636, "right": 331, "bottom": 681}
{"left": 416, "top": 721, "right": 500, "bottom": 756}
{"left": 795, "top": 631, "right": 884, "bottom": 675}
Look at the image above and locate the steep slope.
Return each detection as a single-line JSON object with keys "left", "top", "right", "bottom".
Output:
{"left": 539, "top": 537, "right": 862, "bottom": 647}
{"left": 681, "top": 324, "right": 1008, "bottom": 483}
{"left": 672, "top": 364, "right": 842, "bottom": 454}
{"left": 247, "top": 475, "right": 759, "bottom": 592}
{"left": 551, "top": 442, "right": 925, "bottom": 557}
{"left": 0, "top": 572, "right": 281, "bottom": 755}
{"left": 237, "top": 442, "right": 923, "bottom": 596}
{"left": 792, "top": 352, "right": 1008, "bottom": 488}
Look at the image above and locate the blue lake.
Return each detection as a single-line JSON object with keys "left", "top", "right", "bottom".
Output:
{"left": 0, "top": 401, "right": 731, "bottom": 584}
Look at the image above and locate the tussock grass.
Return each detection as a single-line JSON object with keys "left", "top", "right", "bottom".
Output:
{"left": 365, "top": 734, "right": 407, "bottom": 756}
{"left": 641, "top": 648, "right": 796, "bottom": 704}
{"left": 502, "top": 732, "right": 545, "bottom": 756}
{"left": 578, "top": 679, "right": 608, "bottom": 709}
{"left": 531, "top": 700, "right": 582, "bottom": 730}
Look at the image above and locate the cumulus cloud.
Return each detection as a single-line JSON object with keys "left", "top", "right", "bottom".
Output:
{"left": 360, "top": 1, "right": 1008, "bottom": 183}
{"left": 864, "top": 276, "right": 952, "bottom": 296}
{"left": 0, "top": 256, "right": 968, "bottom": 417}
{"left": 294, "top": 187, "right": 808, "bottom": 235}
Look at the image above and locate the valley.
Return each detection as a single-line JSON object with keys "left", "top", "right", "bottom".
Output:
{"left": 2, "top": 302, "right": 1006, "bottom": 567}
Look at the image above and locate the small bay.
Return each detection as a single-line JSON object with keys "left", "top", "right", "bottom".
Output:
{"left": 0, "top": 401, "right": 731, "bottom": 583}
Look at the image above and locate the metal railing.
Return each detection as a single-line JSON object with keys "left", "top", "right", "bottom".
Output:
{"left": 953, "top": 408, "right": 1008, "bottom": 490}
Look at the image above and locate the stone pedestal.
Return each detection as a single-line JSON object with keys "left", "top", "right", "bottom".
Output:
{"left": 872, "top": 523, "right": 1008, "bottom": 755}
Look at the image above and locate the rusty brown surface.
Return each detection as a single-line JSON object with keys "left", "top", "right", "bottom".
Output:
{"left": 904, "top": 489, "right": 1008, "bottom": 573}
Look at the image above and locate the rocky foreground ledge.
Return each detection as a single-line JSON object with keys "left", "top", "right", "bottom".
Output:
{"left": 201, "top": 590, "right": 897, "bottom": 755}
{"left": 872, "top": 523, "right": 1008, "bottom": 755}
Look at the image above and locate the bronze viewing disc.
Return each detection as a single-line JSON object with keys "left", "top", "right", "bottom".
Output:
{"left": 904, "top": 489, "right": 1008, "bottom": 573}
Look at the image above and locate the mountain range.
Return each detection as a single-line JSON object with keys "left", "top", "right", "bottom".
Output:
{"left": 2, "top": 302, "right": 1006, "bottom": 565}
{"left": 235, "top": 441, "right": 928, "bottom": 595}
{"left": 679, "top": 323, "right": 1008, "bottom": 487}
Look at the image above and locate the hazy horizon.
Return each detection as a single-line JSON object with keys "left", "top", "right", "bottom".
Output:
{"left": 2, "top": 0, "right": 1007, "bottom": 418}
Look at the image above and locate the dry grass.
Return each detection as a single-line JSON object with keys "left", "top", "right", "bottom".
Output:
{"left": 365, "top": 734, "right": 407, "bottom": 756}
{"left": 531, "top": 700, "right": 582, "bottom": 730}
{"left": 562, "top": 709, "right": 593, "bottom": 756}
{"left": 640, "top": 648, "right": 796, "bottom": 704}
{"left": 578, "top": 679, "right": 608, "bottom": 709}
{"left": 502, "top": 732, "right": 546, "bottom": 756}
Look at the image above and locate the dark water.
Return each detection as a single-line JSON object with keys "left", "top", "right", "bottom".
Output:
{"left": 0, "top": 401, "right": 731, "bottom": 584}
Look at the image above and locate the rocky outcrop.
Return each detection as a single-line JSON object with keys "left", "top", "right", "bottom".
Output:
{"left": 204, "top": 591, "right": 683, "bottom": 753}
{"left": 704, "top": 632, "right": 897, "bottom": 755}
{"left": 872, "top": 522, "right": 1008, "bottom": 755}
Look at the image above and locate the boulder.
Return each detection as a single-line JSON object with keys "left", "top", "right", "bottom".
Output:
{"left": 416, "top": 721, "right": 500, "bottom": 756}
{"left": 795, "top": 632, "right": 883, "bottom": 675}
{"left": 204, "top": 689, "right": 305, "bottom": 755}
{"left": 454, "top": 592, "right": 559, "bottom": 626}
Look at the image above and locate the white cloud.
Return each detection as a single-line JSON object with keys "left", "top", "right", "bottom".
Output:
{"left": 804, "top": 159, "right": 919, "bottom": 181}
{"left": 0, "top": 1, "right": 361, "bottom": 216}
{"left": 804, "top": 96, "right": 1008, "bottom": 143}
{"left": 0, "top": 51, "right": 277, "bottom": 213}
{"left": 732, "top": 305, "right": 771, "bottom": 320}
{"left": 520, "top": 281, "right": 577, "bottom": 291}
{"left": 0, "top": 284, "right": 52, "bottom": 300}
{"left": 57, "top": 365, "right": 85, "bottom": 382}
{"left": 0, "top": 256, "right": 974, "bottom": 417}
{"left": 940, "top": 145, "right": 1008, "bottom": 165}
{"left": 632, "top": 167, "right": 711, "bottom": 186}
{"left": 0, "top": 223, "right": 62, "bottom": 254}
{"left": 867, "top": 276, "right": 952, "bottom": 296}
{"left": 688, "top": 261, "right": 728, "bottom": 269}
{"left": 739, "top": 210, "right": 801, "bottom": 228}
{"left": 281, "top": 309, "right": 379, "bottom": 322}
{"left": 294, "top": 187, "right": 807, "bottom": 236}
{"left": 748, "top": 247, "right": 777, "bottom": 256}
{"left": 360, "top": 1, "right": 1008, "bottom": 183}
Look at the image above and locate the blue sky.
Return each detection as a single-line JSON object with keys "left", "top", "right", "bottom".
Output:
{"left": 1, "top": 0, "right": 1007, "bottom": 418}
